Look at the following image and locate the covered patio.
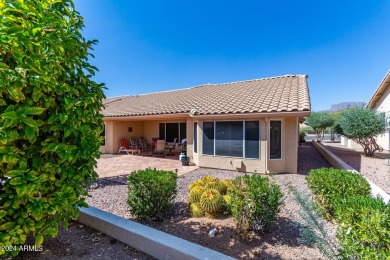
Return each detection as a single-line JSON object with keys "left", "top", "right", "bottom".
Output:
{"left": 96, "top": 153, "right": 199, "bottom": 178}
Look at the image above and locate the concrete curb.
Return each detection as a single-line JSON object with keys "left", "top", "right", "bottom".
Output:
{"left": 312, "top": 141, "right": 390, "bottom": 204}
{"left": 78, "top": 206, "right": 235, "bottom": 260}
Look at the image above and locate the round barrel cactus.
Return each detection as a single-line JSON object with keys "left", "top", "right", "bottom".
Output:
{"left": 188, "top": 185, "right": 205, "bottom": 203}
{"left": 190, "top": 202, "right": 204, "bottom": 218}
{"left": 200, "top": 188, "right": 223, "bottom": 214}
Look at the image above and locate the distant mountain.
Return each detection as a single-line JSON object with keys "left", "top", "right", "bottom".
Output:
{"left": 324, "top": 102, "right": 366, "bottom": 113}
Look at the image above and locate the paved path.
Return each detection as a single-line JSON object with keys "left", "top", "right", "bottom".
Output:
{"left": 96, "top": 153, "right": 198, "bottom": 178}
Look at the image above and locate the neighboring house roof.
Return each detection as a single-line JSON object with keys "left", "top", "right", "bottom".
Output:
{"left": 367, "top": 70, "right": 390, "bottom": 109}
{"left": 102, "top": 74, "right": 311, "bottom": 117}
{"left": 102, "top": 96, "right": 129, "bottom": 105}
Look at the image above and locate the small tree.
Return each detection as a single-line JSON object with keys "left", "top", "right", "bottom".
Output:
{"left": 339, "top": 107, "right": 386, "bottom": 156}
{"left": 306, "top": 112, "right": 335, "bottom": 141}
{"left": 300, "top": 126, "right": 315, "bottom": 135}
{"left": 0, "top": 0, "right": 104, "bottom": 256}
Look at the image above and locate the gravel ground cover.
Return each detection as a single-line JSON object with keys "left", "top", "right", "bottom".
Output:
{"left": 13, "top": 221, "right": 154, "bottom": 260}
{"left": 324, "top": 145, "right": 390, "bottom": 194}
{"left": 13, "top": 142, "right": 337, "bottom": 259}
{"left": 85, "top": 142, "right": 337, "bottom": 259}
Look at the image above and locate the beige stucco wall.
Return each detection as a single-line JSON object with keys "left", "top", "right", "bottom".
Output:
{"left": 373, "top": 86, "right": 390, "bottom": 112}
{"left": 267, "top": 117, "right": 298, "bottom": 174}
{"left": 100, "top": 121, "right": 114, "bottom": 154}
{"left": 373, "top": 87, "right": 390, "bottom": 150}
{"left": 102, "top": 120, "right": 145, "bottom": 153}
{"left": 186, "top": 118, "right": 195, "bottom": 162}
{"left": 101, "top": 115, "right": 301, "bottom": 173}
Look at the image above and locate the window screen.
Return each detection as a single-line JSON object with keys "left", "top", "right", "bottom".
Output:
{"left": 159, "top": 123, "right": 165, "bottom": 140}
{"left": 245, "top": 121, "right": 259, "bottom": 158}
{"left": 202, "top": 122, "right": 214, "bottom": 155}
{"left": 215, "top": 121, "right": 243, "bottom": 157}
{"left": 194, "top": 122, "right": 197, "bottom": 153}
{"left": 165, "top": 123, "right": 179, "bottom": 142}
{"left": 180, "top": 123, "right": 186, "bottom": 142}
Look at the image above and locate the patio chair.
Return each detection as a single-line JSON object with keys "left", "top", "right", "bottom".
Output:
{"left": 129, "top": 137, "right": 140, "bottom": 149}
{"left": 118, "top": 139, "right": 131, "bottom": 155}
{"left": 165, "top": 137, "right": 177, "bottom": 156}
{"left": 138, "top": 137, "right": 152, "bottom": 152}
{"left": 153, "top": 140, "right": 166, "bottom": 157}
{"left": 118, "top": 139, "right": 141, "bottom": 155}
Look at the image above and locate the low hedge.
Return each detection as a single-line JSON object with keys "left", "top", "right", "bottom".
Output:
{"left": 335, "top": 196, "right": 390, "bottom": 259}
{"left": 230, "top": 174, "right": 283, "bottom": 239}
{"left": 127, "top": 168, "right": 177, "bottom": 219}
{"left": 306, "top": 168, "right": 370, "bottom": 219}
{"left": 307, "top": 168, "right": 389, "bottom": 258}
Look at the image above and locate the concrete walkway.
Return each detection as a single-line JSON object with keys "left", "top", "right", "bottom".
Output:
{"left": 96, "top": 153, "right": 198, "bottom": 178}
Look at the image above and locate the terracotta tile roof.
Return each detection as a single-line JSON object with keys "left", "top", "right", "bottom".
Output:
{"left": 102, "top": 74, "right": 311, "bottom": 117}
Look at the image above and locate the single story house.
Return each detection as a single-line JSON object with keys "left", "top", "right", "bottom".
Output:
{"left": 341, "top": 70, "right": 390, "bottom": 151}
{"left": 101, "top": 74, "right": 311, "bottom": 174}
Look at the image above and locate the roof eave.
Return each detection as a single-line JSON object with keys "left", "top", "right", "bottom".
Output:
{"left": 189, "top": 111, "right": 311, "bottom": 119}
{"left": 367, "top": 70, "right": 390, "bottom": 109}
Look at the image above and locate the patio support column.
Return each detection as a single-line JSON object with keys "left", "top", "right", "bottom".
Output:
{"left": 105, "top": 120, "right": 115, "bottom": 154}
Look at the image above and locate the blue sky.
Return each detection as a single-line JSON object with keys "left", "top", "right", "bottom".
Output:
{"left": 75, "top": 0, "right": 390, "bottom": 111}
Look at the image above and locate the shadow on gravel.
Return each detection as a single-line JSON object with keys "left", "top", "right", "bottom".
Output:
{"left": 96, "top": 174, "right": 129, "bottom": 186}
{"left": 137, "top": 202, "right": 312, "bottom": 259}
{"left": 15, "top": 222, "right": 154, "bottom": 260}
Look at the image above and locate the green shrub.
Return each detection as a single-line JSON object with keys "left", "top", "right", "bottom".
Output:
{"left": 300, "top": 126, "right": 315, "bottom": 135}
{"left": 0, "top": 0, "right": 104, "bottom": 256}
{"left": 230, "top": 174, "right": 283, "bottom": 239}
{"left": 335, "top": 196, "right": 390, "bottom": 259}
{"left": 306, "top": 168, "right": 370, "bottom": 219}
{"left": 127, "top": 169, "right": 177, "bottom": 219}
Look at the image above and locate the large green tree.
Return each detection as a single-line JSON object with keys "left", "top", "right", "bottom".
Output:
{"left": 306, "top": 112, "right": 335, "bottom": 141}
{"left": 0, "top": 0, "right": 104, "bottom": 256}
{"left": 339, "top": 107, "right": 386, "bottom": 157}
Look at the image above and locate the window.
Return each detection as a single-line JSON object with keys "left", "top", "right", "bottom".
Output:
{"left": 215, "top": 121, "right": 243, "bottom": 157}
{"left": 100, "top": 124, "right": 105, "bottom": 146}
{"left": 270, "top": 121, "right": 281, "bottom": 159}
{"left": 194, "top": 122, "right": 198, "bottom": 153}
{"left": 180, "top": 123, "right": 186, "bottom": 141}
{"left": 202, "top": 121, "right": 260, "bottom": 158}
{"left": 245, "top": 121, "right": 260, "bottom": 159}
{"left": 159, "top": 123, "right": 186, "bottom": 142}
{"left": 202, "top": 122, "right": 214, "bottom": 155}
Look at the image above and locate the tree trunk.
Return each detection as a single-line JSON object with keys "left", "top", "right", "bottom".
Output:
{"left": 354, "top": 137, "right": 383, "bottom": 157}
